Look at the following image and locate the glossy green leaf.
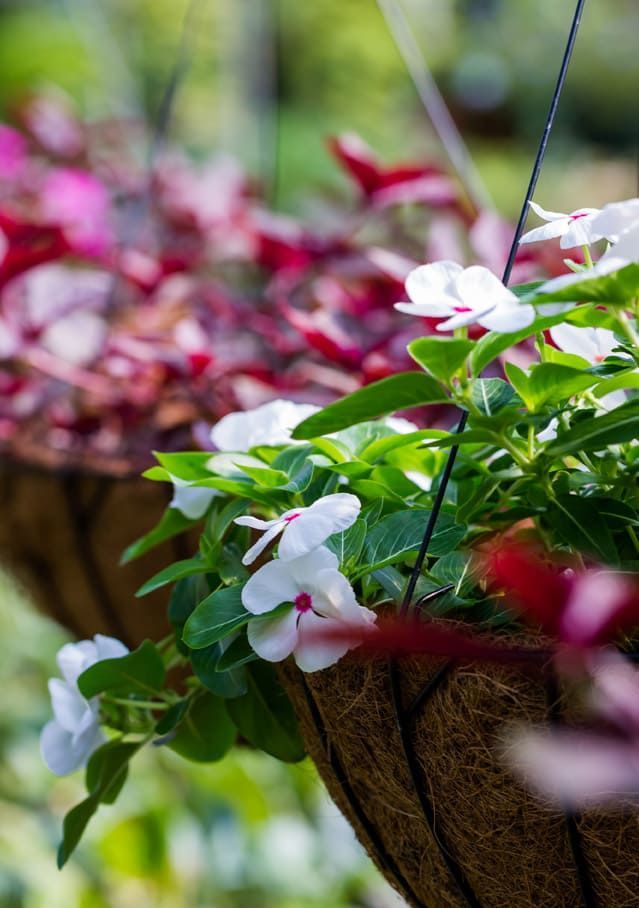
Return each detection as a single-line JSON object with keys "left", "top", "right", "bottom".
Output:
{"left": 78, "top": 640, "right": 166, "bottom": 699}
{"left": 168, "top": 692, "right": 236, "bottom": 762}
{"left": 408, "top": 336, "right": 474, "bottom": 383}
{"left": 226, "top": 662, "right": 305, "bottom": 763}
{"left": 183, "top": 585, "right": 249, "bottom": 649}
{"left": 526, "top": 263, "right": 639, "bottom": 306}
{"left": 471, "top": 378, "right": 517, "bottom": 415}
{"left": 325, "top": 518, "right": 367, "bottom": 566}
{"left": 364, "top": 509, "right": 467, "bottom": 570}
{"left": 191, "top": 643, "right": 247, "bottom": 698}
{"left": 135, "top": 557, "right": 207, "bottom": 597}
{"left": 291, "top": 373, "right": 448, "bottom": 438}
{"left": 121, "top": 507, "right": 195, "bottom": 564}
{"left": 544, "top": 400, "right": 639, "bottom": 456}
{"left": 57, "top": 740, "right": 140, "bottom": 868}
{"left": 546, "top": 495, "right": 619, "bottom": 564}
{"left": 470, "top": 312, "right": 572, "bottom": 376}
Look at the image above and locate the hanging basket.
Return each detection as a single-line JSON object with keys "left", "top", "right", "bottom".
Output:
{"left": 280, "top": 650, "right": 639, "bottom": 908}
{"left": 0, "top": 443, "right": 191, "bottom": 647}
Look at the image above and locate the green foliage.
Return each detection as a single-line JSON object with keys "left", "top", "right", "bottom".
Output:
{"left": 292, "top": 373, "right": 448, "bottom": 438}
{"left": 78, "top": 641, "right": 165, "bottom": 699}
{"left": 167, "top": 693, "right": 236, "bottom": 763}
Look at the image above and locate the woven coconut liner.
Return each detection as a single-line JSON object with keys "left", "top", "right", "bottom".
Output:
{"left": 0, "top": 445, "right": 194, "bottom": 648}
{"left": 280, "top": 650, "right": 639, "bottom": 908}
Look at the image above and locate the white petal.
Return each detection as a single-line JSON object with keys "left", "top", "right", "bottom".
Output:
{"left": 287, "top": 547, "right": 340, "bottom": 582}
{"left": 520, "top": 221, "right": 571, "bottom": 245}
{"left": 56, "top": 640, "right": 97, "bottom": 685}
{"left": 455, "top": 266, "right": 517, "bottom": 309}
{"left": 40, "top": 718, "right": 104, "bottom": 776}
{"left": 589, "top": 199, "right": 639, "bottom": 244}
{"left": 241, "top": 558, "right": 301, "bottom": 614}
{"left": 310, "top": 569, "right": 361, "bottom": 620}
{"left": 528, "top": 201, "right": 568, "bottom": 222}
{"left": 278, "top": 494, "right": 360, "bottom": 561}
{"left": 49, "top": 679, "right": 89, "bottom": 732}
{"left": 170, "top": 477, "right": 218, "bottom": 519}
{"left": 384, "top": 417, "right": 419, "bottom": 434}
{"left": 294, "top": 612, "right": 353, "bottom": 672}
{"left": 436, "top": 307, "right": 493, "bottom": 332}
{"left": 602, "top": 223, "right": 639, "bottom": 265}
{"left": 478, "top": 301, "right": 535, "bottom": 333}
{"left": 211, "top": 400, "right": 319, "bottom": 451}
{"left": 241, "top": 521, "right": 286, "bottom": 566}
{"left": 234, "top": 515, "right": 281, "bottom": 530}
{"left": 405, "top": 261, "right": 463, "bottom": 305}
{"left": 394, "top": 300, "right": 454, "bottom": 318}
{"left": 247, "top": 609, "right": 299, "bottom": 662}
{"left": 560, "top": 213, "right": 600, "bottom": 249}
{"left": 93, "top": 634, "right": 129, "bottom": 661}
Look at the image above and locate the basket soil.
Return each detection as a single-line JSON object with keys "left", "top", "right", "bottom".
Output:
{"left": 0, "top": 445, "right": 191, "bottom": 648}
{"left": 280, "top": 650, "right": 639, "bottom": 908}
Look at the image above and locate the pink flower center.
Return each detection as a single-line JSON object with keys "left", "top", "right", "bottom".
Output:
{"left": 284, "top": 512, "right": 301, "bottom": 523}
{"left": 452, "top": 305, "right": 472, "bottom": 313}
{"left": 570, "top": 212, "right": 589, "bottom": 222}
{"left": 294, "top": 591, "right": 313, "bottom": 613}
{"left": 595, "top": 354, "right": 604, "bottom": 362}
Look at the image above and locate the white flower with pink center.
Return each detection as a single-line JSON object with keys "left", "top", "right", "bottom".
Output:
{"left": 210, "top": 399, "right": 320, "bottom": 452}
{"left": 235, "top": 492, "right": 361, "bottom": 566}
{"left": 395, "top": 261, "right": 534, "bottom": 333}
{"left": 520, "top": 202, "right": 600, "bottom": 249}
{"left": 242, "top": 547, "right": 376, "bottom": 672}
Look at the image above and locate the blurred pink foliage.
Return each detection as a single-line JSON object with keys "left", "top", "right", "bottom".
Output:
{"left": 0, "top": 92, "right": 557, "bottom": 467}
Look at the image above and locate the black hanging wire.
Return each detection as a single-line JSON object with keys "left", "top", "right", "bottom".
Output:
{"left": 384, "top": 2, "right": 592, "bottom": 907}
{"left": 401, "top": 0, "right": 588, "bottom": 620}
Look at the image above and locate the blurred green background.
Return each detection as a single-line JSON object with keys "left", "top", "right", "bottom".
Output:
{"left": 0, "top": 1, "right": 638, "bottom": 905}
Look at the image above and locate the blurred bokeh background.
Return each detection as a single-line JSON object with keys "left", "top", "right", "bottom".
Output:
{"left": 1, "top": 0, "right": 637, "bottom": 905}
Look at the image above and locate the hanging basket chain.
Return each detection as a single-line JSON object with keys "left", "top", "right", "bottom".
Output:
{"left": 401, "top": 0, "right": 589, "bottom": 620}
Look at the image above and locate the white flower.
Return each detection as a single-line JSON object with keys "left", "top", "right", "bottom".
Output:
{"left": 40, "top": 635, "right": 129, "bottom": 776}
{"left": 520, "top": 202, "right": 600, "bottom": 249}
{"left": 242, "top": 547, "right": 376, "bottom": 672}
{"left": 550, "top": 324, "right": 618, "bottom": 364}
{"left": 235, "top": 493, "right": 361, "bottom": 566}
{"left": 169, "top": 474, "right": 219, "bottom": 520}
{"left": 210, "top": 400, "right": 320, "bottom": 451}
{"left": 395, "top": 261, "right": 534, "bottom": 333}
{"left": 587, "top": 198, "right": 639, "bottom": 245}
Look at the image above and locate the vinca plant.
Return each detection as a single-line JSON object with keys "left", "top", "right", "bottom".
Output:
{"left": 43, "top": 195, "right": 639, "bottom": 863}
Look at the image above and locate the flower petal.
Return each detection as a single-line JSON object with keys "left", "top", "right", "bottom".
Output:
{"left": 170, "top": 477, "right": 218, "bottom": 519}
{"left": 528, "top": 201, "right": 568, "bottom": 222}
{"left": 520, "top": 220, "right": 570, "bottom": 245}
{"left": 394, "top": 300, "right": 454, "bottom": 317}
{"left": 478, "top": 301, "right": 535, "bottom": 333}
{"left": 247, "top": 609, "right": 299, "bottom": 662}
{"left": 405, "top": 260, "right": 463, "bottom": 305}
{"left": 241, "top": 521, "right": 286, "bottom": 566}
{"left": 294, "top": 612, "right": 354, "bottom": 672}
{"left": 241, "top": 558, "right": 301, "bottom": 614}
{"left": 40, "top": 718, "right": 104, "bottom": 776}
{"left": 49, "top": 679, "right": 89, "bottom": 732}
{"left": 278, "top": 494, "right": 360, "bottom": 561}
{"left": 93, "top": 634, "right": 129, "bottom": 662}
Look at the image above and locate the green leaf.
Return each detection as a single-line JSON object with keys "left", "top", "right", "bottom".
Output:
{"left": 359, "top": 430, "right": 437, "bottom": 463}
{"left": 325, "top": 518, "right": 367, "bottom": 567}
{"left": 430, "top": 551, "right": 480, "bottom": 598}
{"left": 526, "top": 263, "right": 639, "bottom": 306}
{"left": 168, "top": 693, "right": 236, "bottom": 763}
{"left": 408, "top": 336, "right": 474, "bottom": 383}
{"left": 226, "top": 662, "right": 305, "bottom": 762}
{"left": 291, "top": 373, "right": 448, "bottom": 438}
{"left": 57, "top": 741, "right": 139, "bottom": 868}
{"left": 183, "top": 585, "right": 249, "bottom": 649}
{"left": 155, "top": 700, "right": 189, "bottom": 736}
{"left": 78, "top": 641, "right": 165, "bottom": 699}
{"left": 215, "top": 633, "right": 259, "bottom": 671}
{"left": 154, "top": 451, "right": 216, "bottom": 480}
{"left": 544, "top": 399, "right": 639, "bottom": 456}
{"left": 191, "top": 643, "right": 248, "bottom": 698}
{"left": 470, "top": 312, "right": 572, "bottom": 376}
{"left": 592, "top": 370, "right": 639, "bottom": 398}
{"left": 121, "top": 507, "right": 195, "bottom": 564}
{"left": 364, "top": 509, "right": 467, "bottom": 571}
{"left": 135, "top": 557, "right": 207, "bottom": 597}
{"left": 371, "top": 565, "right": 405, "bottom": 600}
{"left": 526, "top": 364, "right": 599, "bottom": 409}
{"left": 545, "top": 496, "right": 618, "bottom": 564}
{"left": 471, "top": 378, "right": 517, "bottom": 415}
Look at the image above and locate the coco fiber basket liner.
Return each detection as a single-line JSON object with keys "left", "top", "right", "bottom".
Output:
{"left": 0, "top": 443, "right": 188, "bottom": 648}
{"left": 280, "top": 652, "right": 639, "bottom": 908}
